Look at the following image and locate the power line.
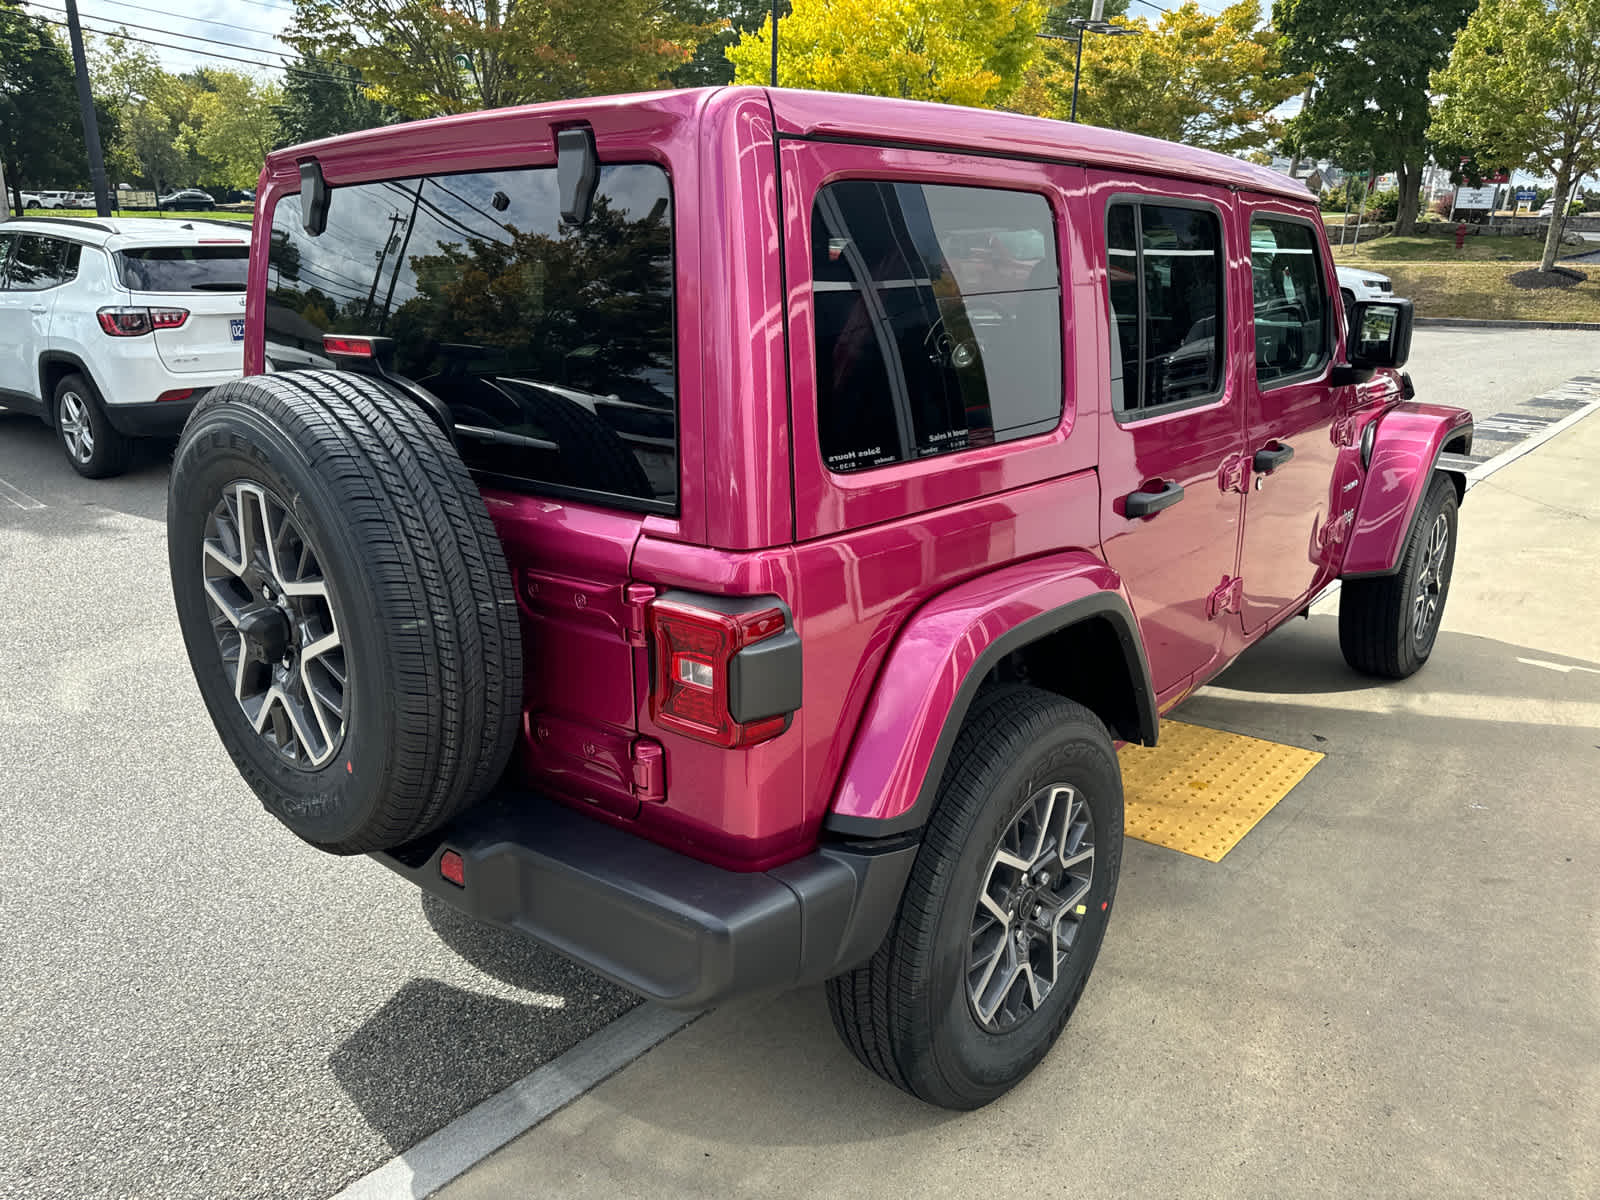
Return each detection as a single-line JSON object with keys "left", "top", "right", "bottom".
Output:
{"left": 33, "top": 3, "right": 294, "bottom": 59}
{"left": 72, "top": 0, "right": 289, "bottom": 40}
{"left": 34, "top": 14, "right": 352, "bottom": 82}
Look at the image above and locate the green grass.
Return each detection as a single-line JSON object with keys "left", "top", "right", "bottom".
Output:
{"left": 20, "top": 207, "right": 253, "bottom": 223}
{"left": 1332, "top": 234, "right": 1542, "bottom": 264}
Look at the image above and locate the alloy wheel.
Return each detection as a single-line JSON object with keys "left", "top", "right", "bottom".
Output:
{"left": 58, "top": 391, "right": 95, "bottom": 465}
{"left": 1412, "top": 510, "right": 1450, "bottom": 645}
{"left": 201, "top": 481, "right": 348, "bottom": 768}
{"left": 966, "top": 783, "right": 1096, "bottom": 1033}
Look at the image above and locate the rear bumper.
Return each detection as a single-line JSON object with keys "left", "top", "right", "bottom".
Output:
{"left": 376, "top": 792, "right": 919, "bottom": 1009}
{"left": 103, "top": 396, "right": 202, "bottom": 437}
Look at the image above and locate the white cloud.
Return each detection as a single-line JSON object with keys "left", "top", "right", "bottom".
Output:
{"left": 28, "top": 0, "right": 298, "bottom": 79}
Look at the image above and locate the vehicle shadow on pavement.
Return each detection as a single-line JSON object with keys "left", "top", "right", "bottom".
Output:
{"left": 328, "top": 896, "right": 640, "bottom": 1153}
{"left": 0, "top": 411, "right": 173, "bottom": 525}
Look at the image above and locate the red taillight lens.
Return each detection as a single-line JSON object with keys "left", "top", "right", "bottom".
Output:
{"left": 440, "top": 850, "right": 465, "bottom": 887}
{"left": 649, "top": 600, "right": 789, "bottom": 748}
{"left": 323, "top": 334, "right": 375, "bottom": 358}
{"left": 96, "top": 306, "right": 187, "bottom": 335}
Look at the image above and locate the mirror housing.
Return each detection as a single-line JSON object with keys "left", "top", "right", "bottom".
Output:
{"left": 1348, "top": 297, "right": 1414, "bottom": 370}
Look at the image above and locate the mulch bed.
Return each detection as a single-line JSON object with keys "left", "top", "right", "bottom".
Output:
{"left": 1509, "top": 266, "right": 1588, "bottom": 289}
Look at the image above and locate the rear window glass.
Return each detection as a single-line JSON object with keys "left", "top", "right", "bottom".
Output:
{"left": 811, "top": 181, "right": 1062, "bottom": 474}
{"left": 118, "top": 245, "right": 248, "bottom": 292}
{"left": 265, "top": 164, "right": 676, "bottom": 512}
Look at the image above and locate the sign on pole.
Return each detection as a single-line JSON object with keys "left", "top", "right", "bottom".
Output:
{"left": 1453, "top": 185, "right": 1496, "bottom": 210}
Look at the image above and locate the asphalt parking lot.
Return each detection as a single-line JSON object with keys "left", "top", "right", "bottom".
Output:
{"left": 1, "top": 328, "right": 1596, "bottom": 1199}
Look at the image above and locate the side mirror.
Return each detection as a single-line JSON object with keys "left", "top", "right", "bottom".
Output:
{"left": 1348, "top": 297, "right": 1414, "bottom": 370}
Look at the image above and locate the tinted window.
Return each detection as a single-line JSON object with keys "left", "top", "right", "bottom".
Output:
{"left": 811, "top": 181, "right": 1062, "bottom": 473}
{"left": 1105, "top": 201, "right": 1224, "bottom": 414}
{"left": 266, "top": 164, "right": 676, "bottom": 510}
{"left": 0, "top": 234, "right": 12, "bottom": 284}
{"left": 1251, "top": 217, "right": 1330, "bottom": 384}
{"left": 7, "top": 235, "right": 65, "bottom": 291}
{"left": 118, "top": 245, "right": 248, "bottom": 292}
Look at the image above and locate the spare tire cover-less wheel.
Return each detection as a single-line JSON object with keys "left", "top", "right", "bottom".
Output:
{"left": 168, "top": 370, "right": 523, "bottom": 854}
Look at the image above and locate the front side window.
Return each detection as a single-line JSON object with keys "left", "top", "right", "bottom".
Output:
{"left": 1251, "top": 216, "right": 1330, "bottom": 385}
{"left": 266, "top": 164, "right": 677, "bottom": 511}
{"left": 811, "top": 180, "right": 1062, "bottom": 474}
{"left": 7, "top": 235, "right": 66, "bottom": 291}
{"left": 1105, "top": 201, "right": 1224, "bottom": 415}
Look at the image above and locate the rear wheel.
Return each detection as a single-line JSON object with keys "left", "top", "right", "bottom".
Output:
{"left": 168, "top": 369, "right": 522, "bottom": 853}
{"left": 54, "top": 373, "right": 131, "bottom": 479}
{"left": 826, "top": 686, "right": 1122, "bottom": 1109}
{"left": 1339, "top": 473, "right": 1458, "bottom": 679}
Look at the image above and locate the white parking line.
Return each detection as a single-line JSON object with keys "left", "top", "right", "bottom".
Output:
{"left": 0, "top": 476, "right": 45, "bottom": 510}
{"left": 328, "top": 1003, "right": 699, "bottom": 1200}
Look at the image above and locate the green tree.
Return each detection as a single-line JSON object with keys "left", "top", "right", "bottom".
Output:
{"left": 670, "top": 0, "right": 773, "bottom": 87}
{"left": 179, "top": 72, "right": 282, "bottom": 188}
{"left": 1014, "top": 2, "right": 1303, "bottom": 156}
{"left": 287, "top": 0, "right": 709, "bottom": 118}
{"left": 1431, "top": 0, "right": 1600, "bottom": 272}
{"left": 276, "top": 54, "right": 401, "bottom": 146}
{"left": 0, "top": 7, "right": 84, "bottom": 212}
{"left": 1274, "top": 0, "right": 1474, "bottom": 235}
{"left": 726, "top": 0, "right": 1049, "bottom": 107}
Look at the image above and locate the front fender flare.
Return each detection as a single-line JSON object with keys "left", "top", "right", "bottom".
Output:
{"left": 823, "top": 553, "right": 1156, "bottom": 839}
{"left": 1342, "top": 402, "right": 1473, "bottom": 578}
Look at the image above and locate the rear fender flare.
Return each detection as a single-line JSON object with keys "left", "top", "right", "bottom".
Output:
{"left": 823, "top": 553, "right": 1157, "bottom": 839}
{"left": 1342, "top": 403, "right": 1473, "bottom": 578}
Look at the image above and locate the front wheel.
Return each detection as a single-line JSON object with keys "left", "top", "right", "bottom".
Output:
{"left": 826, "top": 686, "right": 1123, "bottom": 1109}
{"left": 1339, "top": 472, "right": 1459, "bottom": 678}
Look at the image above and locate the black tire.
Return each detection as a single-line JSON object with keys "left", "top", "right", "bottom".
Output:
{"left": 1339, "top": 472, "right": 1458, "bottom": 679}
{"left": 168, "top": 370, "right": 522, "bottom": 853}
{"left": 54, "top": 373, "right": 132, "bottom": 479}
{"left": 826, "top": 686, "right": 1123, "bottom": 1109}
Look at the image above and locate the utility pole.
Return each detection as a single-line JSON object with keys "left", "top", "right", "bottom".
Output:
{"left": 770, "top": 0, "right": 779, "bottom": 87}
{"left": 64, "top": 0, "right": 111, "bottom": 218}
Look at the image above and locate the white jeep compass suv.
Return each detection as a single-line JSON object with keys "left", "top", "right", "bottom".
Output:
{"left": 0, "top": 216, "right": 249, "bottom": 477}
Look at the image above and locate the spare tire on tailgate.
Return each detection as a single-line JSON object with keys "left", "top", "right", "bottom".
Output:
{"left": 168, "top": 369, "right": 523, "bottom": 854}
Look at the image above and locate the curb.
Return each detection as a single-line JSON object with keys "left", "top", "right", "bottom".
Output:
{"left": 1414, "top": 317, "right": 1600, "bottom": 331}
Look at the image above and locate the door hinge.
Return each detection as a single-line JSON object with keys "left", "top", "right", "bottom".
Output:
{"left": 1331, "top": 415, "right": 1358, "bottom": 448}
{"left": 1320, "top": 509, "right": 1355, "bottom": 549}
{"left": 630, "top": 736, "right": 666, "bottom": 803}
{"left": 623, "top": 583, "right": 657, "bottom": 646}
{"left": 1207, "top": 575, "right": 1243, "bottom": 619}
{"left": 1218, "top": 454, "right": 1247, "bottom": 494}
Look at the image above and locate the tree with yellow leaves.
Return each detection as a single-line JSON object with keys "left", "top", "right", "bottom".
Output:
{"left": 726, "top": 0, "right": 1050, "bottom": 109}
{"left": 1014, "top": 1, "right": 1304, "bottom": 155}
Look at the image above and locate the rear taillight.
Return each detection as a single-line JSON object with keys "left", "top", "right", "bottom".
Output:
{"left": 156, "top": 388, "right": 195, "bottom": 403}
{"left": 648, "top": 598, "right": 797, "bottom": 748}
{"left": 97, "top": 306, "right": 188, "bottom": 336}
{"left": 323, "top": 334, "right": 375, "bottom": 358}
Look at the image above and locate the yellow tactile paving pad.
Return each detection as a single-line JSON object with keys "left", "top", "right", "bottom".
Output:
{"left": 1118, "top": 721, "right": 1323, "bottom": 862}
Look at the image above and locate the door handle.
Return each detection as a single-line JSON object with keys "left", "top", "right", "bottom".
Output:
{"left": 28, "top": 304, "right": 47, "bottom": 314}
{"left": 1253, "top": 442, "right": 1294, "bottom": 474}
{"left": 1124, "top": 480, "right": 1185, "bottom": 518}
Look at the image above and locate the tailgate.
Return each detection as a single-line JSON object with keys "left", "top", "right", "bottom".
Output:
{"left": 152, "top": 291, "right": 247, "bottom": 375}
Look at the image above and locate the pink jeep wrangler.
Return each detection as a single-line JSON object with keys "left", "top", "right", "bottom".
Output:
{"left": 168, "top": 88, "right": 1472, "bottom": 1109}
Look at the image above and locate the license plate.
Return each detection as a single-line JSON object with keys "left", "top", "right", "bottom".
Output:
{"left": 230, "top": 318, "right": 245, "bottom": 342}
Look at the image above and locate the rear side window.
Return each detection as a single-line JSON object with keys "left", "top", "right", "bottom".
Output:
{"left": 1106, "top": 200, "right": 1224, "bottom": 415}
{"left": 6, "top": 235, "right": 66, "bottom": 291}
{"left": 118, "top": 245, "right": 248, "bottom": 292}
{"left": 266, "top": 164, "right": 676, "bottom": 512}
{"left": 811, "top": 181, "right": 1062, "bottom": 474}
{"left": 1250, "top": 216, "right": 1330, "bottom": 385}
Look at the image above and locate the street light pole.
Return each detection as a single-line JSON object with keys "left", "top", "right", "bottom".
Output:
{"left": 63, "top": 0, "right": 111, "bottom": 218}
{"left": 770, "top": 0, "right": 779, "bottom": 87}
{"left": 1038, "top": 0, "right": 1139, "bottom": 125}
{"left": 1070, "top": 31, "right": 1085, "bottom": 122}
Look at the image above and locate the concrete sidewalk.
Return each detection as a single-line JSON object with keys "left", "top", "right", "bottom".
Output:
{"left": 442, "top": 412, "right": 1600, "bottom": 1200}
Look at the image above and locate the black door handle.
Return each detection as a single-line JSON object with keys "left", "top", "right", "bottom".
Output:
{"left": 1253, "top": 442, "right": 1294, "bottom": 474}
{"left": 1124, "top": 480, "right": 1185, "bottom": 518}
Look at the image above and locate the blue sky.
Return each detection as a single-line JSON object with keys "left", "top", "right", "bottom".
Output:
{"left": 27, "top": 0, "right": 299, "bottom": 79}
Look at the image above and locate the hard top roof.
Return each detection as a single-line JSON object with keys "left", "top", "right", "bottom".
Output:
{"left": 0, "top": 215, "right": 251, "bottom": 249}
{"left": 268, "top": 86, "right": 1314, "bottom": 205}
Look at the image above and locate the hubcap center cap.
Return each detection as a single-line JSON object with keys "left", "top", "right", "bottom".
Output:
{"left": 238, "top": 602, "right": 292, "bottom": 666}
